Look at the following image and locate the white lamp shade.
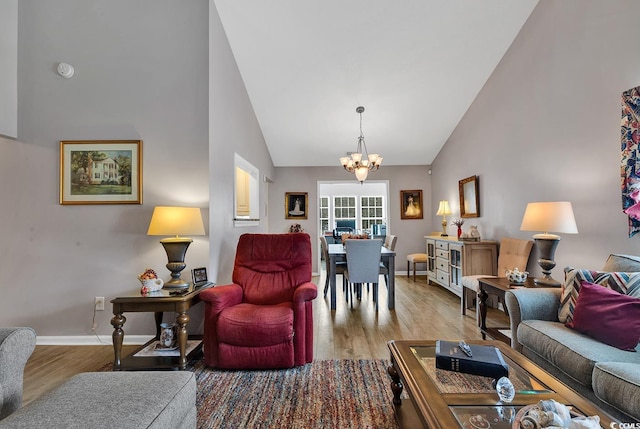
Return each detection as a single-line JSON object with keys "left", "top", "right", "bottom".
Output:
{"left": 520, "top": 201, "right": 578, "bottom": 234}
{"left": 147, "top": 206, "right": 205, "bottom": 237}
{"left": 436, "top": 200, "right": 452, "bottom": 216}
{"left": 355, "top": 166, "right": 369, "bottom": 182}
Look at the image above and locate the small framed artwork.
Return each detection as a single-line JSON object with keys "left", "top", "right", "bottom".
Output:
{"left": 401, "top": 190, "right": 423, "bottom": 219}
{"left": 285, "top": 192, "right": 308, "bottom": 220}
{"left": 59, "top": 140, "right": 142, "bottom": 205}
{"left": 191, "top": 267, "right": 208, "bottom": 285}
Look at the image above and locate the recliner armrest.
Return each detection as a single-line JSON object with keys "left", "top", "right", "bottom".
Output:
{"left": 505, "top": 288, "right": 561, "bottom": 352}
{"left": 293, "top": 282, "right": 317, "bottom": 302}
{"left": 200, "top": 285, "right": 243, "bottom": 314}
{"left": 0, "top": 327, "right": 36, "bottom": 420}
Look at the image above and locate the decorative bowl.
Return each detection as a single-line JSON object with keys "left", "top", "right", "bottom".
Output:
{"left": 138, "top": 277, "right": 164, "bottom": 292}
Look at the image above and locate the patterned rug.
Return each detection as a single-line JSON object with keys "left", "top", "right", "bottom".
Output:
{"left": 193, "top": 359, "right": 400, "bottom": 429}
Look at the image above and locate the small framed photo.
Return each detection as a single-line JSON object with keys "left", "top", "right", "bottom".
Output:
{"left": 59, "top": 140, "right": 142, "bottom": 205}
{"left": 191, "top": 267, "right": 208, "bottom": 285}
{"left": 285, "top": 192, "right": 308, "bottom": 220}
{"left": 400, "top": 190, "right": 424, "bottom": 220}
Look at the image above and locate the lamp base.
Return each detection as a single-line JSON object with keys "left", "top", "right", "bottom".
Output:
{"left": 533, "top": 235, "right": 561, "bottom": 288}
{"left": 159, "top": 238, "right": 193, "bottom": 289}
{"left": 441, "top": 218, "right": 448, "bottom": 236}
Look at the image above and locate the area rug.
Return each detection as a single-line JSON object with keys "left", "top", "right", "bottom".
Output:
{"left": 193, "top": 359, "right": 400, "bottom": 429}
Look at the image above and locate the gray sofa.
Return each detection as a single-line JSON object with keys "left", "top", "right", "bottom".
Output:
{"left": 505, "top": 254, "right": 640, "bottom": 422}
{"left": 0, "top": 327, "right": 197, "bottom": 428}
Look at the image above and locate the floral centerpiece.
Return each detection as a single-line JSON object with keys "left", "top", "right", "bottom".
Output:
{"left": 138, "top": 268, "right": 164, "bottom": 293}
{"left": 289, "top": 223, "right": 304, "bottom": 233}
{"left": 451, "top": 219, "right": 465, "bottom": 239}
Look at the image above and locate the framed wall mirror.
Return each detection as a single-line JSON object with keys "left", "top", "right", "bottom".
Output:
{"left": 459, "top": 175, "right": 480, "bottom": 218}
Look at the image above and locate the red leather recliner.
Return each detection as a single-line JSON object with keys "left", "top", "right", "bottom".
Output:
{"left": 200, "top": 233, "right": 317, "bottom": 369}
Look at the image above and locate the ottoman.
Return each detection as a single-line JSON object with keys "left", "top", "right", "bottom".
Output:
{"left": 0, "top": 371, "right": 196, "bottom": 429}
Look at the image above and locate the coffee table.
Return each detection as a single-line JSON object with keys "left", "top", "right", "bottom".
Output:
{"left": 387, "top": 340, "right": 615, "bottom": 428}
{"left": 110, "top": 283, "right": 213, "bottom": 370}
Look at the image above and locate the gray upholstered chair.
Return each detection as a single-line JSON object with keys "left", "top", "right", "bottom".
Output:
{"left": 344, "top": 239, "right": 383, "bottom": 310}
{"left": 0, "top": 327, "right": 36, "bottom": 421}
{"left": 320, "top": 235, "right": 346, "bottom": 297}
{"left": 379, "top": 235, "right": 397, "bottom": 287}
{"left": 461, "top": 237, "right": 533, "bottom": 318}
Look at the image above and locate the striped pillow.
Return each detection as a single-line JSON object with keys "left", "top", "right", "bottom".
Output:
{"left": 558, "top": 267, "right": 640, "bottom": 323}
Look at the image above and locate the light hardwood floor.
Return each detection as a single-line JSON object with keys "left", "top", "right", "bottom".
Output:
{"left": 23, "top": 273, "right": 508, "bottom": 406}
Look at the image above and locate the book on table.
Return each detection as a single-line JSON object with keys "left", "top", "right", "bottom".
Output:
{"left": 435, "top": 340, "right": 509, "bottom": 380}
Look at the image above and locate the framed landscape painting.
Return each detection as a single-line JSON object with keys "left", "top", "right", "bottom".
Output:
{"left": 59, "top": 140, "right": 142, "bottom": 205}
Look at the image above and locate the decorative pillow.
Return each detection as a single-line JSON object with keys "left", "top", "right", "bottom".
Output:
{"left": 566, "top": 281, "right": 640, "bottom": 351}
{"left": 558, "top": 267, "right": 640, "bottom": 323}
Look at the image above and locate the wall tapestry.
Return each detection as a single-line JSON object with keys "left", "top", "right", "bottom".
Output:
{"left": 621, "top": 86, "right": 640, "bottom": 237}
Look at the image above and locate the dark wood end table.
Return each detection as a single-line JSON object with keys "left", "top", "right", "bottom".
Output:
{"left": 110, "top": 283, "right": 213, "bottom": 370}
{"left": 477, "top": 277, "right": 551, "bottom": 344}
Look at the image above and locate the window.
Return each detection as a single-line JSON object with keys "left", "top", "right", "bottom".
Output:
{"left": 361, "top": 196, "right": 384, "bottom": 230}
{"left": 319, "top": 197, "right": 329, "bottom": 233}
{"left": 234, "top": 153, "right": 260, "bottom": 226}
{"left": 334, "top": 196, "right": 356, "bottom": 222}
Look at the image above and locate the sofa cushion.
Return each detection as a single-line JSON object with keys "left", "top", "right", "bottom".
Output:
{"left": 217, "top": 303, "right": 293, "bottom": 347}
{"left": 602, "top": 254, "right": 640, "bottom": 272}
{"left": 517, "top": 320, "right": 640, "bottom": 388}
{"left": 558, "top": 267, "right": 640, "bottom": 323}
{"left": 592, "top": 362, "right": 640, "bottom": 421}
{"left": 0, "top": 371, "right": 196, "bottom": 429}
{"left": 566, "top": 281, "right": 640, "bottom": 351}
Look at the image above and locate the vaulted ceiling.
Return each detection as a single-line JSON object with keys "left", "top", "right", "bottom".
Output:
{"left": 214, "top": 1, "right": 539, "bottom": 167}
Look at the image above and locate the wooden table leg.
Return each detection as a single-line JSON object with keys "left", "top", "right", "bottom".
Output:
{"left": 387, "top": 255, "right": 395, "bottom": 310}
{"left": 110, "top": 313, "right": 126, "bottom": 370}
{"left": 329, "top": 254, "right": 337, "bottom": 310}
{"left": 176, "top": 311, "right": 190, "bottom": 370}
{"left": 388, "top": 364, "right": 403, "bottom": 406}
{"left": 154, "top": 311, "right": 163, "bottom": 340}
{"left": 479, "top": 288, "right": 489, "bottom": 340}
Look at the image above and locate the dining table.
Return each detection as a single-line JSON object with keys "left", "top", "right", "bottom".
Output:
{"left": 327, "top": 242, "right": 396, "bottom": 310}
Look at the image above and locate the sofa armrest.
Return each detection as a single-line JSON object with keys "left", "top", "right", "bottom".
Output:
{"left": 293, "top": 282, "right": 317, "bottom": 303}
{"left": 200, "top": 285, "right": 243, "bottom": 314}
{"left": 0, "top": 327, "right": 36, "bottom": 420}
{"left": 504, "top": 288, "right": 561, "bottom": 352}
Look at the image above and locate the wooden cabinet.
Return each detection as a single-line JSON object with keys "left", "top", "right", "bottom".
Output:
{"left": 425, "top": 236, "right": 497, "bottom": 297}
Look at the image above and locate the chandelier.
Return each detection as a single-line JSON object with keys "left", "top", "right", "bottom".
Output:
{"left": 339, "top": 106, "right": 383, "bottom": 183}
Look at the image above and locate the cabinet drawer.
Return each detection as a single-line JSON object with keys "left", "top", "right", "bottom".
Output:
{"left": 437, "top": 270, "right": 449, "bottom": 285}
{"left": 435, "top": 249, "right": 448, "bottom": 259}
{"left": 436, "top": 241, "right": 449, "bottom": 251}
{"left": 436, "top": 257, "right": 448, "bottom": 271}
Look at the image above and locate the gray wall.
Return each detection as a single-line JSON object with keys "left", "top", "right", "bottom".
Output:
{"left": 430, "top": 0, "right": 640, "bottom": 278}
{"left": 0, "top": 0, "right": 17, "bottom": 138}
{"left": 268, "top": 165, "right": 432, "bottom": 274}
{"left": 1, "top": 0, "right": 212, "bottom": 338}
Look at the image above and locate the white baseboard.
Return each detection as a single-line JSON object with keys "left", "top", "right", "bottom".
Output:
{"left": 36, "top": 335, "right": 153, "bottom": 346}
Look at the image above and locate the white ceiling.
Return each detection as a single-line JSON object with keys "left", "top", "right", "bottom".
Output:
{"left": 214, "top": 1, "right": 538, "bottom": 167}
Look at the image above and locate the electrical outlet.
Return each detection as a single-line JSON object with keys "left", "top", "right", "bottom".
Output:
{"left": 95, "top": 296, "right": 105, "bottom": 311}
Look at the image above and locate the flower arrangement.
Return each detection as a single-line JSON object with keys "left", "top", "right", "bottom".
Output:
{"left": 289, "top": 223, "right": 304, "bottom": 233}
{"left": 138, "top": 268, "right": 163, "bottom": 293}
{"left": 451, "top": 219, "right": 465, "bottom": 227}
{"left": 451, "top": 219, "right": 465, "bottom": 239}
{"left": 138, "top": 268, "right": 158, "bottom": 280}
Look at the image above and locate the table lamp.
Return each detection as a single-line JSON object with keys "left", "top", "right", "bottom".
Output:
{"left": 147, "top": 206, "right": 205, "bottom": 288}
{"left": 436, "top": 200, "right": 452, "bottom": 237}
{"left": 520, "top": 201, "right": 578, "bottom": 286}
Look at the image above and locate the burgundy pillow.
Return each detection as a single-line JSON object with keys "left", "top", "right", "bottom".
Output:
{"left": 566, "top": 281, "right": 640, "bottom": 351}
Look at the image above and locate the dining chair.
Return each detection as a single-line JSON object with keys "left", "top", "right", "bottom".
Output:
{"left": 344, "top": 239, "right": 383, "bottom": 310}
{"left": 379, "top": 235, "right": 397, "bottom": 287}
{"left": 460, "top": 237, "right": 533, "bottom": 318}
{"left": 320, "top": 235, "right": 346, "bottom": 297}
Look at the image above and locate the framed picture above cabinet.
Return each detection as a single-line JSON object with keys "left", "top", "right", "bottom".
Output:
{"left": 459, "top": 175, "right": 479, "bottom": 218}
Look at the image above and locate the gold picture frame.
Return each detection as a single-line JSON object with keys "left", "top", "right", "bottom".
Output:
{"left": 60, "top": 140, "right": 142, "bottom": 205}
{"left": 400, "top": 190, "right": 423, "bottom": 219}
{"left": 285, "top": 192, "right": 308, "bottom": 219}
{"left": 459, "top": 175, "right": 479, "bottom": 218}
